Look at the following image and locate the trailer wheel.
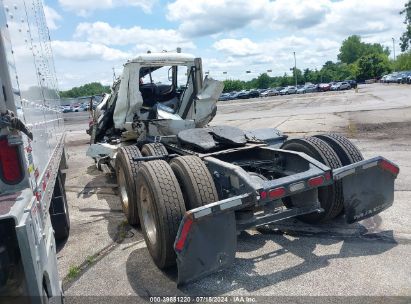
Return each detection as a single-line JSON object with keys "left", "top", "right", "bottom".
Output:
{"left": 136, "top": 160, "right": 186, "bottom": 268}
{"left": 50, "top": 171, "right": 70, "bottom": 240}
{"left": 141, "top": 143, "right": 168, "bottom": 157}
{"left": 170, "top": 156, "right": 218, "bottom": 210}
{"left": 115, "top": 146, "right": 142, "bottom": 225}
{"left": 281, "top": 137, "right": 343, "bottom": 223}
{"left": 313, "top": 133, "right": 363, "bottom": 166}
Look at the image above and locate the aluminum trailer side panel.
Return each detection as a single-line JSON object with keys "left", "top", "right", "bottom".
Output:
{"left": 1, "top": 0, "right": 65, "bottom": 301}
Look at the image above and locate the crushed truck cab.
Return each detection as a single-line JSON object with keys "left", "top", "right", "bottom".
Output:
{"left": 86, "top": 51, "right": 399, "bottom": 285}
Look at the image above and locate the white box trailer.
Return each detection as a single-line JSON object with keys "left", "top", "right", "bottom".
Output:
{"left": 0, "top": 1, "right": 68, "bottom": 303}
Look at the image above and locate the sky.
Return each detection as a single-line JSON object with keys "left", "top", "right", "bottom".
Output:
{"left": 42, "top": 0, "right": 408, "bottom": 90}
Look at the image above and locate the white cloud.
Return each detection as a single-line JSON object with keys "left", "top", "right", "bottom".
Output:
{"left": 74, "top": 21, "right": 196, "bottom": 52}
{"left": 209, "top": 36, "right": 343, "bottom": 80}
{"left": 58, "top": 0, "right": 155, "bottom": 16}
{"left": 262, "top": 0, "right": 330, "bottom": 30}
{"left": 51, "top": 40, "right": 132, "bottom": 61}
{"left": 166, "top": 0, "right": 266, "bottom": 37}
{"left": 213, "top": 38, "right": 261, "bottom": 57}
{"left": 166, "top": 0, "right": 405, "bottom": 41}
{"left": 44, "top": 5, "right": 62, "bottom": 30}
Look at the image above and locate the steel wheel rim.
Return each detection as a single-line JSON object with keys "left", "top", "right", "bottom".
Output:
{"left": 140, "top": 184, "right": 157, "bottom": 245}
{"left": 118, "top": 167, "right": 129, "bottom": 214}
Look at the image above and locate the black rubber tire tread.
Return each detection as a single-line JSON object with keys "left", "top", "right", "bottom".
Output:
{"left": 136, "top": 160, "right": 186, "bottom": 269}
{"left": 170, "top": 156, "right": 218, "bottom": 210}
{"left": 141, "top": 143, "right": 168, "bottom": 157}
{"left": 280, "top": 137, "right": 343, "bottom": 223}
{"left": 115, "top": 145, "right": 142, "bottom": 225}
{"left": 314, "top": 133, "right": 363, "bottom": 166}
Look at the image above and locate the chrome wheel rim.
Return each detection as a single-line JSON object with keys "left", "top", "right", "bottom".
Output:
{"left": 140, "top": 184, "right": 157, "bottom": 245}
{"left": 118, "top": 167, "right": 129, "bottom": 214}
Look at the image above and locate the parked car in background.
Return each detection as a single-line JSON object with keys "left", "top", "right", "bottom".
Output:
{"left": 339, "top": 81, "right": 351, "bottom": 90}
{"left": 237, "top": 90, "right": 250, "bottom": 99}
{"left": 72, "top": 103, "right": 81, "bottom": 112}
{"left": 398, "top": 71, "right": 411, "bottom": 84}
{"left": 345, "top": 79, "right": 357, "bottom": 88}
{"left": 296, "top": 85, "right": 306, "bottom": 94}
{"left": 218, "top": 93, "right": 231, "bottom": 101}
{"left": 61, "top": 105, "right": 71, "bottom": 113}
{"left": 80, "top": 103, "right": 89, "bottom": 111}
{"left": 330, "top": 82, "right": 340, "bottom": 91}
{"left": 248, "top": 89, "right": 260, "bottom": 98}
{"left": 304, "top": 84, "right": 318, "bottom": 93}
{"left": 331, "top": 82, "right": 351, "bottom": 91}
{"left": 261, "top": 88, "right": 279, "bottom": 97}
{"left": 230, "top": 91, "right": 241, "bottom": 99}
{"left": 279, "top": 86, "right": 297, "bottom": 95}
{"left": 319, "top": 83, "right": 331, "bottom": 91}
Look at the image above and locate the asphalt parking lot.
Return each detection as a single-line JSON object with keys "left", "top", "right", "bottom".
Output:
{"left": 58, "top": 83, "right": 411, "bottom": 302}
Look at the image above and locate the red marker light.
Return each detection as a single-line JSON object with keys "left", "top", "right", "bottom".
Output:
{"left": 308, "top": 176, "right": 325, "bottom": 187}
{"left": 268, "top": 187, "right": 286, "bottom": 199}
{"left": 175, "top": 218, "right": 193, "bottom": 252}
{"left": 379, "top": 160, "right": 399, "bottom": 176}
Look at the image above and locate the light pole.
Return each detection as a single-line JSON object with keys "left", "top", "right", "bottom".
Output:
{"left": 392, "top": 38, "right": 396, "bottom": 61}
{"left": 392, "top": 38, "right": 396, "bottom": 72}
{"left": 293, "top": 51, "right": 297, "bottom": 87}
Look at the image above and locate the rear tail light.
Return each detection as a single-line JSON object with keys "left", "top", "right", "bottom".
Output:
{"left": 259, "top": 190, "right": 267, "bottom": 200}
{"left": 175, "top": 217, "right": 193, "bottom": 252}
{"left": 268, "top": 187, "right": 286, "bottom": 199}
{"left": 0, "top": 138, "right": 24, "bottom": 184}
{"left": 324, "top": 171, "right": 332, "bottom": 181}
{"left": 378, "top": 160, "right": 399, "bottom": 176}
{"left": 308, "top": 176, "right": 325, "bottom": 187}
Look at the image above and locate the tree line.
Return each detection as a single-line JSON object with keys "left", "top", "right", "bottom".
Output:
{"left": 223, "top": 35, "right": 411, "bottom": 92}
{"left": 223, "top": 1, "right": 411, "bottom": 93}
{"left": 60, "top": 82, "right": 110, "bottom": 98}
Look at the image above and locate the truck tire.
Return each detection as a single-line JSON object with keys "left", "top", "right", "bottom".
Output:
{"left": 280, "top": 137, "right": 343, "bottom": 223}
{"left": 141, "top": 143, "right": 168, "bottom": 157}
{"left": 115, "top": 146, "right": 142, "bottom": 225}
{"left": 313, "top": 133, "right": 363, "bottom": 166}
{"left": 170, "top": 156, "right": 218, "bottom": 210}
{"left": 50, "top": 171, "right": 70, "bottom": 240}
{"left": 136, "top": 160, "right": 186, "bottom": 269}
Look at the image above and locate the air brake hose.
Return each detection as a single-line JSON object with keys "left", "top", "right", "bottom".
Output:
{"left": 0, "top": 110, "right": 33, "bottom": 140}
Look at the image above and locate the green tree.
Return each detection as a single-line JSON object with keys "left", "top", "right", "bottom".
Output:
{"left": 394, "top": 51, "right": 411, "bottom": 70}
{"left": 357, "top": 53, "right": 392, "bottom": 81}
{"left": 338, "top": 36, "right": 365, "bottom": 64}
{"left": 338, "top": 35, "right": 389, "bottom": 64}
{"left": 222, "top": 79, "right": 244, "bottom": 92}
{"left": 400, "top": 0, "right": 411, "bottom": 51}
{"left": 255, "top": 73, "right": 271, "bottom": 89}
{"left": 60, "top": 82, "right": 110, "bottom": 98}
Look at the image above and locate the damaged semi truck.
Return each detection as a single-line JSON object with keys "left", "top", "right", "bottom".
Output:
{"left": 87, "top": 51, "right": 399, "bottom": 285}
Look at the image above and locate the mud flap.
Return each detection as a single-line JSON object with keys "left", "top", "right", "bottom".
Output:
{"left": 175, "top": 212, "right": 237, "bottom": 285}
{"left": 333, "top": 157, "right": 398, "bottom": 224}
